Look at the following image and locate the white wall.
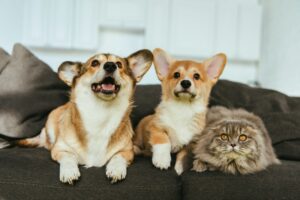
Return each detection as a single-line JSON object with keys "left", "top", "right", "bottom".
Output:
{"left": 0, "top": 0, "right": 261, "bottom": 86}
{"left": 2, "top": 0, "right": 298, "bottom": 96}
{"left": 0, "top": 0, "right": 23, "bottom": 52}
{"left": 259, "top": 0, "right": 300, "bottom": 96}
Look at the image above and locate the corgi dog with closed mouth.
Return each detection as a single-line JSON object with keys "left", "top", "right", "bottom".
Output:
{"left": 18, "top": 50, "right": 153, "bottom": 184}
{"left": 133, "top": 48, "right": 226, "bottom": 175}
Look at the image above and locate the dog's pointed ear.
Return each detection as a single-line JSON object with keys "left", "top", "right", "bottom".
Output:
{"left": 153, "top": 48, "right": 174, "bottom": 81}
{"left": 127, "top": 49, "right": 153, "bottom": 82}
{"left": 203, "top": 53, "right": 227, "bottom": 84}
{"left": 58, "top": 61, "right": 82, "bottom": 86}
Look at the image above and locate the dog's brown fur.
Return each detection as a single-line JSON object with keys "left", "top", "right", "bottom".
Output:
{"left": 133, "top": 48, "right": 226, "bottom": 175}
{"left": 18, "top": 50, "right": 153, "bottom": 184}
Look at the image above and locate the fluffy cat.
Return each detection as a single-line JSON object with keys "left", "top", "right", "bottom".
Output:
{"left": 192, "top": 106, "right": 280, "bottom": 175}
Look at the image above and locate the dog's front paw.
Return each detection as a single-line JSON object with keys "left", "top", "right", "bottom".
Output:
{"left": 60, "top": 164, "right": 80, "bottom": 184}
{"left": 192, "top": 160, "right": 207, "bottom": 172}
{"left": 152, "top": 143, "right": 171, "bottom": 170}
{"left": 106, "top": 155, "right": 127, "bottom": 184}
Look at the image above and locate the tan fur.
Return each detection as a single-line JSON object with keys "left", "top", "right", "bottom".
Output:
{"left": 133, "top": 48, "right": 226, "bottom": 174}
{"left": 47, "top": 103, "right": 134, "bottom": 169}
{"left": 18, "top": 50, "right": 153, "bottom": 184}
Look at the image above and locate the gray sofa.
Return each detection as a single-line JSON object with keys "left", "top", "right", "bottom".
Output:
{"left": 0, "top": 44, "right": 299, "bottom": 200}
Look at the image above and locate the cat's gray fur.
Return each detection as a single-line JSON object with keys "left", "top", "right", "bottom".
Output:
{"left": 192, "top": 106, "right": 280, "bottom": 174}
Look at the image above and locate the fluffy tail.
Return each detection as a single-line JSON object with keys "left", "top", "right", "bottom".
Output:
{"left": 15, "top": 128, "right": 47, "bottom": 148}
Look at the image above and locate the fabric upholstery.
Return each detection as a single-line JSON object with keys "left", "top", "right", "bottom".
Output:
{"left": 181, "top": 160, "right": 300, "bottom": 200}
{"left": 0, "top": 44, "right": 69, "bottom": 147}
{"left": 0, "top": 148, "right": 181, "bottom": 200}
{"left": 0, "top": 148, "right": 298, "bottom": 200}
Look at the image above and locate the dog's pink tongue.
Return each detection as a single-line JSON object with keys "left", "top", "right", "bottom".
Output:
{"left": 101, "top": 84, "right": 115, "bottom": 91}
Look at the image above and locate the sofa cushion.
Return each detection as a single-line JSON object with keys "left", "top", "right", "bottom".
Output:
{"left": 0, "top": 148, "right": 181, "bottom": 200}
{"left": 131, "top": 85, "right": 162, "bottom": 128}
{"left": 132, "top": 83, "right": 300, "bottom": 161}
{"left": 0, "top": 44, "right": 69, "bottom": 146}
{"left": 181, "top": 160, "right": 300, "bottom": 200}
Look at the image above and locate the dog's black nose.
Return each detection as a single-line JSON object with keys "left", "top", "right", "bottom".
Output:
{"left": 180, "top": 80, "right": 191, "bottom": 89}
{"left": 104, "top": 62, "right": 117, "bottom": 73}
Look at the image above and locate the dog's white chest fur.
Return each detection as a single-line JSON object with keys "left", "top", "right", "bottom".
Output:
{"left": 76, "top": 87, "right": 129, "bottom": 167}
{"left": 158, "top": 99, "right": 206, "bottom": 153}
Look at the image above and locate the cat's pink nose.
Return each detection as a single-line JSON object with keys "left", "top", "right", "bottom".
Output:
{"left": 231, "top": 144, "right": 236, "bottom": 147}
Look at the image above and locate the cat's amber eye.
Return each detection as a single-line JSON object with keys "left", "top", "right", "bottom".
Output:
{"left": 220, "top": 134, "right": 228, "bottom": 140}
{"left": 239, "top": 134, "right": 247, "bottom": 141}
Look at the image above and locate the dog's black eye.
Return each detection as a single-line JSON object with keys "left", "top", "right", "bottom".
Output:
{"left": 194, "top": 73, "right": 200, "bottom": 80}
{"left": 91, "top": 60, "right": 100, "bottom": 67}
{"left": 116, "top": 61, "right": 122, "bottom": 69}
{"left": 173, "top": 72, "right": 180, "bottom": 79}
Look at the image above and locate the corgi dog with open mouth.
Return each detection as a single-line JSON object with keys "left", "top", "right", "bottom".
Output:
{"left": 133, "top": 48, "right": 226, "bottom": 175}
{"left": 18, "top": 50, "right": 153, "bottom": 184}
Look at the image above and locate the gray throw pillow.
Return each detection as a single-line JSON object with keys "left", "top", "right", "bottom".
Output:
{"left": 0, "top": 43, "right": 69, "bottom": 147}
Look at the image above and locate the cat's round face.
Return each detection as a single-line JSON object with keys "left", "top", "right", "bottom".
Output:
{"left": 209, "top": 122, "right": 260, "bottom": 158}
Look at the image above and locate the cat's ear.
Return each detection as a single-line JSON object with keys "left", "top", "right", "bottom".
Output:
{"left": 153, "top": 48, "right": 175, "bottom": 81}
{"left": 203, "top": 53, "right": 227, "bottom": 84}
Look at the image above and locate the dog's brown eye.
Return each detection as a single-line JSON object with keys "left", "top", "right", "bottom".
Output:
{"left": 194, "top": 73, "right": 200, "bottom": 80}
{"left": 220, "top": 134, "right": 228, "bottom": 140}
{"left": 91, "top": 60, "right": 100, "bottom": 67}
{"left": 116, "top": 61, "right": 122, "bottom": 69}
{"left": 239, "top": 135, "right": 247, "bottom": 141}
{"left": 174, "top": 72, "right": 180, "bottom": 79}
